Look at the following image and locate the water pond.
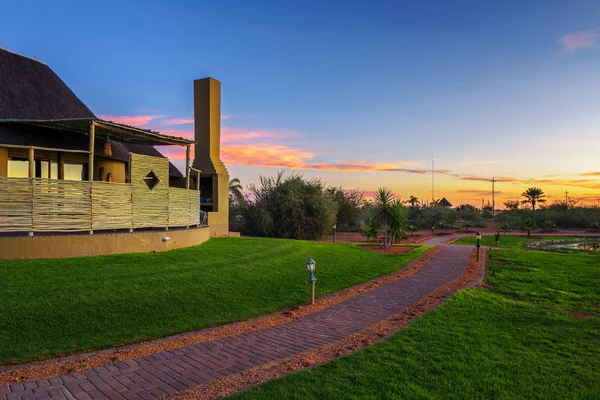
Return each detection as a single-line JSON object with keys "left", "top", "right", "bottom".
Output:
{"left": 527, "top": 238, "right": 600, "bottom": 254}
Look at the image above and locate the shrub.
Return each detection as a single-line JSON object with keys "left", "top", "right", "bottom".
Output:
{"left": 241, "top": 172, "right": 338, "bottom": 240}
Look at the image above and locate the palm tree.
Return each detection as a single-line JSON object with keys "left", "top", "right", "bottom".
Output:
{"left": 374, "top": 187, "right": 395, "bottom": 248}
{"left": 229, "top": 178, "right": 244, "bottom": 204}
{"left": 387, "top": 199, "right": 408, "bottom": 246}
{"left": 521, "top": 187, "right": 546, "bottom": 211}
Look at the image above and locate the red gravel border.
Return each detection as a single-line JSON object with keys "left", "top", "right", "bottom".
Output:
{"left": 0, "top": 246, "right": 441, "bottom": 386}
{"left": 166, "top": 248, "right": 483, "bottom": 400}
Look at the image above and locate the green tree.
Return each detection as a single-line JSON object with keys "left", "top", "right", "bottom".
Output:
{"left": 520, "top": 217, "right": 536, "bottom": 238}
{"left": 326, "top": 187, "right": 365, "bottom": 232}
{"left": 521, "top": 187, "right": 546, "bottom": 212}
{"left": 229, "top": 178, "right": 244, "bottom": 204}
{"left": 504, "top": 200, "right": 520, "bottom": 211}
{"left": 242, "top": 172, "right": 337, "bottom": 240}
{"left": 374, "top": 188, "right": 395, "bottom": 249}
{"left": 387, "top": 199, "right": 408, "bottom": 246}
{"left": 374, "top": 188, "right": 408, "bottom": 248}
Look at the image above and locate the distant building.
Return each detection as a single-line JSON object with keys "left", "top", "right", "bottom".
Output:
{"left": 439, "top": 198, "right": 452, "bottom": 207}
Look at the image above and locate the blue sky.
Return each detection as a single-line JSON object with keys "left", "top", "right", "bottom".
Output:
{"left": 3, "top": 0, "right": 600, "bottom": 205}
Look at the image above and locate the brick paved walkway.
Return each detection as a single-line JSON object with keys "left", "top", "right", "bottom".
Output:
{"left": 1, "top": 239, "right": 473, "bottom": 400}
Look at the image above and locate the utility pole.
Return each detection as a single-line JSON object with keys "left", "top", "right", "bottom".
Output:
{"left": 492, "top": 177, "right": 496, "bottom": 216}
{"left": 565, "top": 190, "right": 569, "bottom": 207}
{"left": 431, "top": 155, "right": 435, "bottom": 203}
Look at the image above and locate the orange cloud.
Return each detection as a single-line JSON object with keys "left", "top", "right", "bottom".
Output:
{"left": 560, "top": 28, "right": 599, "bottom": 50}
{"left": 98, "top": 114, "right": 162, "bottom": 127}
{"left": 454, "top": 174, "right": 600, "bottom": 190}
{"left": 220, "top": 144, "right": 423, "bottom": 173}
{"left": 221, "top": 144, "right": 315, "bottom": 169}
{"left": 456, "top": 189, "right": 504, "bottom": 196}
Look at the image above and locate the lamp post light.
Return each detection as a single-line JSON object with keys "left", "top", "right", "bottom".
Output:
{"left": 306, "top": 257, "right": 317, "bottom": 305}
{"left": 475, "top": 232, "right": 482, "bottom": 261}
{"left": 332, "top": 223, "right": 337, "bottom": 243}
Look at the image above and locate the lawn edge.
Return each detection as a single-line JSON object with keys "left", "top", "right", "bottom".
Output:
{"left": 166, "top": 247, "right": 486, "bottom": 400}
{"left": 0, "top": 245, "right": 438, "bottom": 385}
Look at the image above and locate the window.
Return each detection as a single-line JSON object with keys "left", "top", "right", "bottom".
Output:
{"left": 7, "top": 159, "right": 29, "bottom": 178}
{"left": 40, "top": 161, "right": 58, "bottom": 179}
{"left": 7, "top": 158, "right": 84, "bottom": 180}
{"left": 63, "top": 164, "right": 84, "bottom": 181}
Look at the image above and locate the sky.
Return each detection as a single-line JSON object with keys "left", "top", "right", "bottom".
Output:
{"left": 3, "top": 0, "right": 600, "bottom": 207}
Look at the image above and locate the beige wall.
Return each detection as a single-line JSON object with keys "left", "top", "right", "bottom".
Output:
{"left": 94, "top": 158, "right": 127, "bottom": 183}
{"left": 207, "top": 171, "right": 230, "bottom": 236}
{"left": 0, "top": 147, "right": 7, "bottom": 177}
{"left": 0, "top": 227, "right": 211, "bottom": 260}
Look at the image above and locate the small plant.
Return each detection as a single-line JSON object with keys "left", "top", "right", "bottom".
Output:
{"left": 500, "top": 222, "right": 511, "bottom": 235}
{"left": 520, "top": 218, "right": 536, "bottom": 238}
{"left": 407, "top": 224, "right": 419, "bottom": 236}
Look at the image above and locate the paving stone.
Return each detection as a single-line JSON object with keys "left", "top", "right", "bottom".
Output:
{"left": 4, "top": 239, "right": 473, "bottom": 400}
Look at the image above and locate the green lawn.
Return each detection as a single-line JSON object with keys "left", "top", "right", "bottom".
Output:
{"left": 234, "top": 248, "right": 600, "bottom": 399}
{"left": 452, "top": 234, "right": 564, "bottom": 248}
{"left": 0, "top": 237, "right": 428, "bottom": 365}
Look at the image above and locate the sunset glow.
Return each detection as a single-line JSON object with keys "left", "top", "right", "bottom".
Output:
{"left": 6, "top": 2, "right": 597, "bottom": 208}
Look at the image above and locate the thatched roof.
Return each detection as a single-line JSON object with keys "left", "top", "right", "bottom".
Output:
{"left": 0, "top": 122, "right": 184, "bottom": 178}
{"left": 0, "top": 47, "right": 95, "bottom": 120}
{"left": 0, "top": 48, "right": 187, "bottom": 178}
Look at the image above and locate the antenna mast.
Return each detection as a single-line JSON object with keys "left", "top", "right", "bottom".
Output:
{"left": 431, "top": 155, "right": 435, "bottom": 203}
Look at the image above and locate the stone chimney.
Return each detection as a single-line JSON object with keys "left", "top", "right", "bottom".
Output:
{"left": 192, "top": 77, "right": 229, "bottom": 236}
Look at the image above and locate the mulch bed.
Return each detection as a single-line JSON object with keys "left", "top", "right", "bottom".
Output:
{"left": 167, "top": 248, "right": 483, "bottom": 400}
{"left": 0, "top": 247, "right": 443, "bottom": 386}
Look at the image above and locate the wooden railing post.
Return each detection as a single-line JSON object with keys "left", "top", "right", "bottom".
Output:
{"left": 88, "top": 122, "right": 95, "bottom": 235}
{"left": 28, "top": 147, "right": 34, "bottom": 236}
{"left": 185, "top": 145, "right": 191, "bottom": 190}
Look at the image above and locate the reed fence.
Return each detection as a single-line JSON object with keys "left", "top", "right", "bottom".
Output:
{"left": 0, "top": 177, "right": 201, "bottom": 234}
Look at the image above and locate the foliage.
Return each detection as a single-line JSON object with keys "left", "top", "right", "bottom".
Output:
{"left": 520, "top": 217, "right": 536, "bottom": 238}
{"left": 500, "top": 221, "right": 512, "bottom": 234}
{"left": 0, "top": 238, "right": 430, "bottom": 365}
{"left": 521, "top": 187, "right": 546, "bottom": 211}
{"left": 228, "top": 178, "right": 244, "bottom": 204}
{"left": 326, "top": 187, "right": 365, "bottom": 232}
{"left": 543, "top": 219, "right": 558, "bottom": 231}
{"left": 374, "top": 188, "right": 408, "bottom": 248}
{"left": 456, "top": 204, "right": 481, "bottom": 231}
{"left": 358, "top": 216, "right": 380, "bottom": 244}
{"left": 229, "top": 178, "right": 246, "bottom": 232}
{"left": 504, "top": 199, "right": 520, "bottom": 210}
{"left": 241, "top": 172, "right": 338, "bottom": 240}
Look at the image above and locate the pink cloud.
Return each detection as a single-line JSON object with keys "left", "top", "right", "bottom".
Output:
{"left": 162, "top": 118, "right": 194, "bottom": 125}
{"left": 162, "top": 115, "right": 231, "bottom": 126}
{"left": 560, "top": 28, "right": 600, "bottom": 50}
{"left": 98, "top": 114, "right": 162, "bottom": 127}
